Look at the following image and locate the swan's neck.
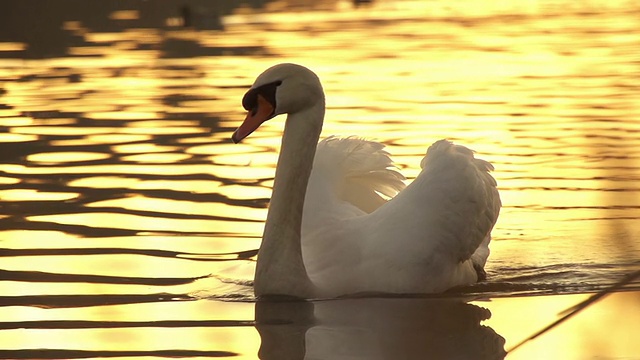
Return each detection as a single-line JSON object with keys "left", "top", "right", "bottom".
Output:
{"left": 254, "top": 101, "right": 324, "bottom": 299}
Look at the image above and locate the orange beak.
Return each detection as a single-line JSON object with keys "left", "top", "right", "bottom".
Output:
{"left": 232, "top": 94, "right": 275, "bottom": 143}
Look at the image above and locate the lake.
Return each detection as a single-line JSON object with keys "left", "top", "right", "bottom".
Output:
{"left": 0, "top": 0, "right": 639, "bottom": 359}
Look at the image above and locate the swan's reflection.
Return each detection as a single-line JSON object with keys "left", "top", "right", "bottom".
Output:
{"left": 256, "top": 297, "right": 506, "bottom": 360}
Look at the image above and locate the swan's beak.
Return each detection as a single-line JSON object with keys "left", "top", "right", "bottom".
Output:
{"left": 232, "top": 94, "right": 275, "bottom": 143}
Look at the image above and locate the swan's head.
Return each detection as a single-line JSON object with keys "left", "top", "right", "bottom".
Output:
{"left": 232, "top": 63, "right": 324, "bottom": 143}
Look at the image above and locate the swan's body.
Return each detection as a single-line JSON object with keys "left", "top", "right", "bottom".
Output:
{"left": 232, "top": 63, "right": 500, "bottom": 299}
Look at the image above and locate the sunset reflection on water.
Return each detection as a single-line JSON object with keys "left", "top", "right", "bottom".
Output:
{"left": 0, "top": 0, "right": 639, "bottom": 359}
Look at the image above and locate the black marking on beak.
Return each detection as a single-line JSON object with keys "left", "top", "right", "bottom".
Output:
{"left": 242, "top": 80, "right": 282, "bottom": 115}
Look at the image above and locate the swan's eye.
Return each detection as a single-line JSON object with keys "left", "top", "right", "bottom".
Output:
{"left": 242, "top": 80, "right": 282, "bottom": 113}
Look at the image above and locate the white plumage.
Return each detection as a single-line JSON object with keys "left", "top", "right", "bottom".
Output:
{"left": 303, "top": 137, "right": 500, "bottom": 296}
{"left": 232, "top": 63, "right": 501, "bottom": 299}
{"left": 304, "top": 136, "right": 405, "bottom": 222}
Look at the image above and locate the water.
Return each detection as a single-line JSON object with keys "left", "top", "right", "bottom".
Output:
{"left": 1, "top": 0, "right": 639, "bottom": 358}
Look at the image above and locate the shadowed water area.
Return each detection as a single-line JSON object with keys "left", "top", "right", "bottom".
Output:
{"left": 0, "top": 0, "right": 639, "bottom": 359}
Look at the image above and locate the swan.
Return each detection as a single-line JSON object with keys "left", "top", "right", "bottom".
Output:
{"left": 232, "top": 63, "right": 501, "bottom": 299}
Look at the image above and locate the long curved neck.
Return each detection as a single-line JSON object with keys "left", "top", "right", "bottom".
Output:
{"left": 254, "top": 100, "right": 325, "bottom": 299}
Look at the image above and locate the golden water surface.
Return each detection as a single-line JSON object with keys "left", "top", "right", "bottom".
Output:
{"left": 0, "top": 0, "right": 639, "bottom": 359}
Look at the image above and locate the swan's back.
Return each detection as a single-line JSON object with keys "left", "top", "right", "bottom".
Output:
{"left": 302, "top": 138, "right": 501, "bottom": 296}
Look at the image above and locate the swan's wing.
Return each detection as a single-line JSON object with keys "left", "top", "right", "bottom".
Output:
{"left": 335, "top": 137, "right": 406, "bottom": 213}
{"left": 302, "top": 136, "right": 405, "bottom": 249}
{"left": 414, "top": 139, "right": 501, "bottom": 267}
{"left": 309, "top": 136, "right": 406, "bottom": 215}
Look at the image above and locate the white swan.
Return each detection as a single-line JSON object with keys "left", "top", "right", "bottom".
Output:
{"left": 232, "top": 63, "right": 501, "bottom": 299}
